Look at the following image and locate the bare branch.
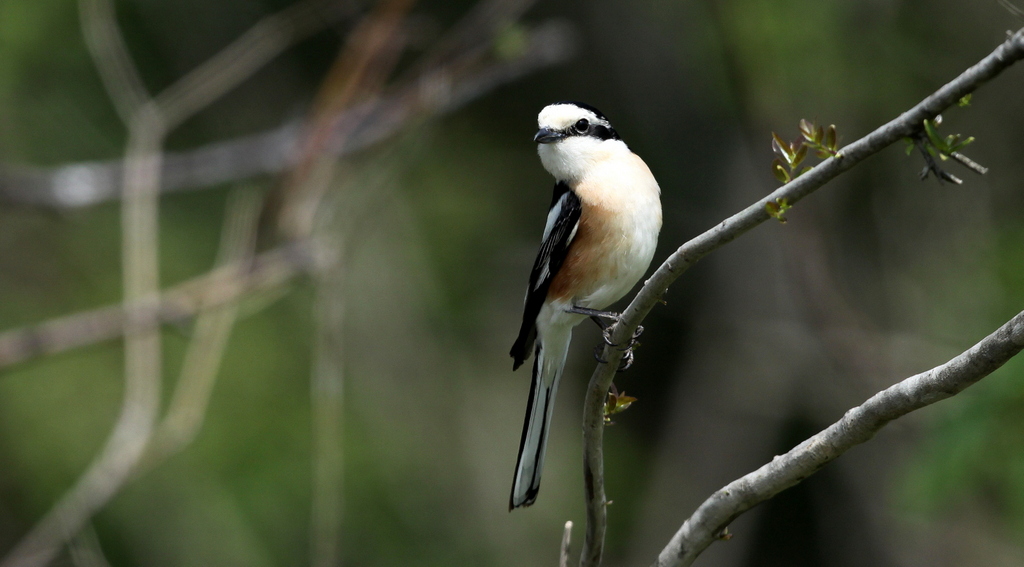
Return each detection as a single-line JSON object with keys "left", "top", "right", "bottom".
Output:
{"left": 653, "top": 309, "right": 1024, "bottom": 567}
{"left": 578, "top": 27, "right": 1024, "bottom": 567}
{"left": 560, "top": 521, "right": 573, "bottom": 567}
{"left": 0, "top": 20, "right": 574, "bottom": 209}
{"left": 310, "top": 240, "right": 346, "bottom": 567}
{"left": 156, "top": 0, "right": 355, "bottom": 130}
{"left": 277, "top": 0, "right": 416, "bottom": 239}
{"left": 78, "top": 0, "right": 150, "bottom": 123}
{"left": 0, "top": 241, "right": 320, "bottom": 371}
{"left": 143, "top": 190, "right": 261, "bottom": 462}
{"left": 0, "top": 102, "right": 168, "bottom": 567}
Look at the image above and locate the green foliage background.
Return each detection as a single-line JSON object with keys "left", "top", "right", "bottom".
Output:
{"left": 1, "top": 1, "right": 1024, "bottom": 566}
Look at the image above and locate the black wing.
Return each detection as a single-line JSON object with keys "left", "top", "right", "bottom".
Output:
{"left": 510, "top": 182, "right": 582, "bottom": 370}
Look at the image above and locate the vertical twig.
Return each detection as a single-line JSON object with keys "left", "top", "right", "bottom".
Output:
{"left": 560, "top": 521, "right": 574, "bottom": 567}
{"left": 78, "top": 0, "right": 148, "bottom": 122}
{"left": 143, "top": 190, "right": 261, "bottom": 463}
{"left": 310, "top": 236, "right": 346, "bottom": 567}
{"left": 277, "top": 0, "right": 416, "bottom": 240}
{"left": 0, "top": 98, "right": 168, "bottom": 567}
{"left": 1, "top": 1, "right": 352, "bottom": 563}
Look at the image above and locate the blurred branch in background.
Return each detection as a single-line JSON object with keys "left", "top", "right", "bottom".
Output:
{"left": 578, "top": 26, "right": 1024, "bottom": 567}
{"left": 0, "top": 23, "right": 574, "bottom": 209}
{"left": 0, "top": 0, "right": 574, "bottom": 565}
{"left": 143, "top": 190, "right": 262, "bottom": 464}
{"left": 0, "top": 0, "right": 172, "bottom": 559}
{"left": 0, "top": 241, "right": 320, "bottom": 370}
{"left": 310, "top": 231, "right": 346, "bottom": 567}
{"left": 276, "top": 0, "right": 416, "bottom": 240}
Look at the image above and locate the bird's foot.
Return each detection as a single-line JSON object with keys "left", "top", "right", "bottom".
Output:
{"left": 593, "top": 326, "right": 643, "bottom": 371}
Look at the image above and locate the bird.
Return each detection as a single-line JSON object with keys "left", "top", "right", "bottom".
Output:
{"left": 509, "top": 101, "right": 662, "bottom": 510}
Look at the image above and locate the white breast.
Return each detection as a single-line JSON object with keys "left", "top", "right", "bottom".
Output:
{"left": 573, "top": 151, "right": 662, "bottom": 309}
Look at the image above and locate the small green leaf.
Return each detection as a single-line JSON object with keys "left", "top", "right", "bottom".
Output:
{"left": 800, "top": 166, "right": 813, "bottom": 175}
{"left": 766, "top": 198, "right": 791, "bottom": 223}
{"left": 958, "top": 94, "right": 972, "bottom": 107}
{"left": 923, "top": 119, "right": 945, "bottom": 150}
{"left": 771, "top": 159, "right": 790, "bottom": 183}
{"left": 815, "top": 148, "right": 831, "bottom": 159}
{"left": 814, "top": 125, "right": 824, "bottom": 144}
{"left": 904, "top": 138, "right": 915, "bottom": 155}
{"left": 949, "top": 136, "right": 975, "bottom": 152}
{"left": 793, "top": 143, "right": 808, "bottom": 167}
{"left": 799, "top": 119, "right": 814, "bottom": 141}
{"left": 825, "top": 125, "right": 837, "bottom": 151}
{"left": 604, "top": 391, "right": 637, "bottom": 423}
{"left": 772, "top": 132, "right": 794, "bottom": 163}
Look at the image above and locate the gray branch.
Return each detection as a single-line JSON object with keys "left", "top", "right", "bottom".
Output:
{"left": 653, "top": 308, "right": 1024, "bottom": 566}
{"left": 578, "top": 27, "right": 1024, "bottom": 567}
{"left": 0, "top": 242, "right": 320, "bottom": 370}
{"left": 0, "top": 20, "right": 574, "bottom": 209}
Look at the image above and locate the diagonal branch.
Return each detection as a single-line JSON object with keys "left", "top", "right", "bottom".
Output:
{"left": 653, "top": 308, "right": 1024, "bottom": 567}
{"left": 155, "top": 0, "right": 354, "bottom": 130}
{"left": 578, "top": 26, "right": 1024, "bottom": 567}
{"left": 0, "top": 20, "right": 574, "bottom": 209}
{"left": 78, "top": 0, "right": 150, "bottom": 123}
{"left": 0, "top": 241, "right": 320, "bottom": 371}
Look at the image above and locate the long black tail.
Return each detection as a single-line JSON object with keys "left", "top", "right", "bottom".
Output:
{"left": 509, "top": 339, "right": 565, "bottom": 510}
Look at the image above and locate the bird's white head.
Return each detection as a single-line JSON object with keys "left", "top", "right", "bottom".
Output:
{"left": 535, "top": 101, "right": 629, "bottom": 182}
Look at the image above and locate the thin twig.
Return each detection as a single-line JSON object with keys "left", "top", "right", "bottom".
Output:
{"left": 143, "top": 190, "right": 262, "bottom": 464}
{"left": 913, "top": 134, "right": 962, "bottom": 184}
{"left": 949, "top": 150, "right": 989, "bottom": 175}
{"left": 653, "top": 308, "right": 1024, "bottom": 567}
{"left": 0, "top": 20, "right": 575, "bottom": 209}
{"left": 0, "top": 1, "right": 351, "bottom": 562}
{"left": 0, "top": 100, "right": 168, "bottom": 567}
{"left": 78, "top": 0, "right": 149, "bottom": 123}
{"left": 277, "top": 0, "right": 417, "bottom": 239}
{"left": 156, "top": 0, "right": 355, "bottom": 130}
{"left": 0, "top": 241, "right": 320, "bottom": 371}
{"left": 578, "top": 26, "right": 1024, "bottom": 567}
{"left": 560, "top": 521, "right": 573, "bottom": 567}
{"left": 310, "top": 237, "right": 346, "bottom": 567}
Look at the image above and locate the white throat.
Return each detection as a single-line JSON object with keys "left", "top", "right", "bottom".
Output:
{"left": 538, "top": 137, "right": 630, "bottom": 182}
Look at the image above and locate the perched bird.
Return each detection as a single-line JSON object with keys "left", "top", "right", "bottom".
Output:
{"left": 509, "top": 102, "right": 662, "bottom": 509}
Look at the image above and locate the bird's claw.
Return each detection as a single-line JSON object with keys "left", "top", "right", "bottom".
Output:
{"left": 593, "top": 321, "right": 645, "bottom": 369}
{"left": 595, "top": 333, "right": 641, "bottom": 371}
{"left": 602, "top": 325, "right": 616, "bottom": 346}
{"left": 616, "top": 348, "right": 634, "bottom": 372}
{"left": 602, "top": 324, "right": 642, "bottom": 346}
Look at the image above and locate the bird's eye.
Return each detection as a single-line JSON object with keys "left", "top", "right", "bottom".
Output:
{"left": 575, "top": 119, "right": 590, "bottom": 133}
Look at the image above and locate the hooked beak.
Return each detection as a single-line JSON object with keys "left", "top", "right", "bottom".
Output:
{"left": 534, "top": 128, "right": 564, "bottom": 144}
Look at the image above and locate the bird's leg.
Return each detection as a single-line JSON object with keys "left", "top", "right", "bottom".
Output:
{"left": 571, "top": 305, "right": 645, "bottom": 370}
{"left": 566, "top": 305, "right": 620, "bottom": 322}
{"left": 565, "top": 306, "right": 621, "bottom": 346}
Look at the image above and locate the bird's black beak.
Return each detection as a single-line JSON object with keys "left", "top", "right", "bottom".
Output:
{"left": 534, "top": 128, "right": 564, "bottom": 144}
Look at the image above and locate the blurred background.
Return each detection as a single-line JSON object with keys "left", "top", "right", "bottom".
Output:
{"left": 1, "top": 0, "right": 1023, "bottom": 565}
